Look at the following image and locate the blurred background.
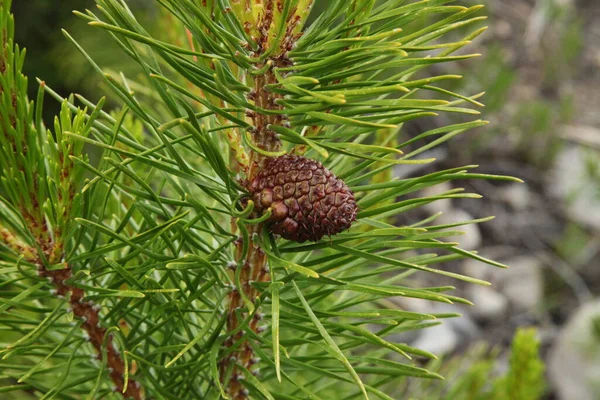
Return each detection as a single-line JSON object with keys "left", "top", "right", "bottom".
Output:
{"left": 13, "top": 0, "right": 600, "bottom": 398}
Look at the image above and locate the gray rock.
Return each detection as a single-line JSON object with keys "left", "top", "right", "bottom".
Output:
{"left": 499, "top": 183, "right": 530, "bottom": 211}
{"left": 551, "top": 145, "right": 600, "bottom": 231}
{"left": 496, "top": 255, "right": 544, "bottom": 312}
{"left": 468, "top": 285, "right": 509, "bottom": 321}
{"left": 561, "top": 125, "right": 600, "bottom": 150}
{"left": 548, "top": 300, "right": 600, "bottom": 400}
{"left": 494, "top": 19, "right": 512, "bottom": 40}
{"left": 464, "top": 254, "right": 544, "bottom": 312}
{"left": 463, "top": 257, "right": 493, "bottom": 282}
{"left": 420, "top": 181, "right": 454, "bottom": 214}
{"left": 436, "top": 209, "right": 482, "bottom": 250}
{"left": 411, "top": 320, "right": 459, "bottom": 356}
{"left": 445, "top": 306, "right": 480, "bottom": 340}
{"left": 401, "top": 303, "right": 479, "bottom": 357}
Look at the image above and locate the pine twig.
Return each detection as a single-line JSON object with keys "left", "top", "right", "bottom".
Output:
{"left": 38, "top": 265, "right": 143, "bottom": 400}
{"left": 1, "top": 213, "right": 141, "bottom": 397}
{"left": 219, "top": 2, "right": 299, "bottom": 395}
{"left": 8, "top": 233, "right": 145, "bottom": 400}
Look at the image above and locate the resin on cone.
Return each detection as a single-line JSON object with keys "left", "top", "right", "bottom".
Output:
{"left": 249, "top": 155, "right": 357, "bottom": 242}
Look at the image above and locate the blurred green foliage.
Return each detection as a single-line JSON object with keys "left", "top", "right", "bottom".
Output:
{"left": 471, "top": 44, "right": 516, "bottom": 113}
{"left": 13, "top": 0, "right": 153, "bottom": 122}
{"left": 443, "top": 0, "right": 585, "bottom": 168}
{"left": 541, "top": 0, "right": 584, "bottom": 86}
{"left": 493, "top": 328, "right": 546, "bottom": 400}
{"left": 405, "top": 327, "right": 546, "bottom": 400}
{"left": 13, "top": 0, "right": 94, "bottom": 118}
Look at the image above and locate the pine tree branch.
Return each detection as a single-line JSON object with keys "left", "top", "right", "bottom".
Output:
{"left": 218, "top": 2, "right": 307, "bottom": 397}
{"left": 0, "top": 222, "right": 145, "bottom": 398}
{"left": 220, "top": 232, "right": 269, "bottom": 400}
{"left": 0, "top": 2, "right": 144, "bottom": 396}
{"left": 220, "top": 70, "right": 281, "bottom": 400}
{"left": 6, "top": 177, "right": 145, "bottom": 398}
{"left": 0, "top": 1, "right": 512, "bottom": 397}
{"left": 38, "top": 264, "right": 143, "bottom": 400}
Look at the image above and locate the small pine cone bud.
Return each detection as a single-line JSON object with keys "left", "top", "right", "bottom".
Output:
{"left": 249, "top": 155, "right": 357, "bottom": 243}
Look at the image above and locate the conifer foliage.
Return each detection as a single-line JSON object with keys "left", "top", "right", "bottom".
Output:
{"left": 0, "top": 1, "right": 521, "bottom": 399}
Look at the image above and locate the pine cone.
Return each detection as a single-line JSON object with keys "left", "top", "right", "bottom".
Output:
{"left": 249, "top": 155, "right": 357, "bottom": 242}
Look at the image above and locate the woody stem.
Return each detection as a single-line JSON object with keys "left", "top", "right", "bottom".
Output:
{"left": 220, "top": 66, "right": 283, "bottom": 399}
{"left": 38, "top": 265, "right": 143, "bottom": 400}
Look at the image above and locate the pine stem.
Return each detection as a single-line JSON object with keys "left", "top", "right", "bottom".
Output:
{"left": 220, "top": 228, "right": 269, "bottom": 399}
{"left": 38, "top": 265, "right": 143, "bottom": 400}
{"left": 219, "top": 2, "right": 307, "bottom": 396}
{"left": 220, "top": 66, "right": 281, "bottom": 399}
{"left": 11, "top": 226, "right": 145, "bottom": 399}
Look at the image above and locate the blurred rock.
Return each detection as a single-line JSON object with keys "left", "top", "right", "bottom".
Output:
{"left": 412, "top": 321, "right": 459, "bottom": 356}
{"left": 551, "top": 145, "right": 600, "bottom": 231}
{"left": 464, "top": 254, "right": 543, "bottom": 312}
{"left": 463, "top": 255, "right": 497, "bottom": 281}
{"left": 420, "top": 181, "right": 454, "bottom": 214}
{"left": 389, "top": 298, "right": 478, "bottom": 356}
{"left": 497, "top": 255, "right": 544, "bottom": 312}
{"left": 446, "top": 305, "right": 480, "bottom": 340}
{"left": 548, "top": 300, "right": 600, "bottom": 400}
{"left": 468, "top": 285, "right": 509, "bottom": 321}
{"left": 437, "top": 209, "right": 482, "bottom": 250}
{"left": 499, "top": 183, "right": 530, "bottom": 211}
{"left": 404, "top": 304, "right": 479, "bottom": 357}
{"left": 561, "top": 125, "right": 600, "bottom": 150}
{"left": 494, "top": 19, "right": 512, "bottom": 40}
{"left": 386, "top": 297, "right": 438, "bottom": 344}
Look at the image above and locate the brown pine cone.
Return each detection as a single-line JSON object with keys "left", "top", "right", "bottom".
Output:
{"left": 249, "top": 155, "right": 357, "bottom": 242}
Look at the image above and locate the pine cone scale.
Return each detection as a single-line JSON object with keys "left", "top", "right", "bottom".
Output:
{"left": 249, "top": 155, "right": 357, "bottom": 242}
